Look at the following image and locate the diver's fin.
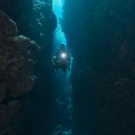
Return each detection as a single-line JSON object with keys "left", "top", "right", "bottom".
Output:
{"left": 55, "top": 69, "right": 60, "bottom": 78}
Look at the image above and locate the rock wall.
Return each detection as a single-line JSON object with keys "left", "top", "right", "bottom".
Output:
{"left": 0, "top": 0, "right": 57, "bottom": 72}
{"left": 0, "top": 11, "right": 41, "bottom": 135}
{"left": 62, "top": 0, "right": 135, "bottom": 135}
{"left": 0, "top": 0, "right": 57, "bottom": 135}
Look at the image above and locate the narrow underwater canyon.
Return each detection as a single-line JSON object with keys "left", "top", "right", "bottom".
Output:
{"left": 0, "top": 0, "right": 135, "bottom": 135}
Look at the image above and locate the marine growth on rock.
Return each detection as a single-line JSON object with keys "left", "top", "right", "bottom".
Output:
{"left": 0, "top": 11, "right": 41, "bottom": 133}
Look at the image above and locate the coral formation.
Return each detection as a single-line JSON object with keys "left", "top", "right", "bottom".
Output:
{"left": 0, "top": 0, "right": 57, "bottom": 134}
{"left": 0, "top": 0, "right": 57, "bottom": 44}
{"left": 0, "top": 11, "right": 41, "bottom": 133}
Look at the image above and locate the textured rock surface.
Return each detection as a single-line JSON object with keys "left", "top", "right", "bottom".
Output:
{"left": 70, "top": 67, "right": 135, "bottom": 135}
{"left": 0, "top": 0, "right": 57, "bottom": 134}
{"left": 63, "top": 0, "right": 135, "bottom": 135}
{"left": 0, "top": 100, "right": 20, "bottom": 133}
{"left": 0, "top": 11, "right": 41, "bottom": 134}
{"left": 0, "top": 0, "right": 56, "bottom": 41}
{"left": 0, "top": 0, "right": 57, "bottom": 135}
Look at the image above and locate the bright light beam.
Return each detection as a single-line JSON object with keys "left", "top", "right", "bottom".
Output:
{"left": 61, "top": 53, "right": 66, "bottom": 58}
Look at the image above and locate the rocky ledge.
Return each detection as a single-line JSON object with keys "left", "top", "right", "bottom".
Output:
{"left": 0, "top": 11, "right": 41, "bottom": 134}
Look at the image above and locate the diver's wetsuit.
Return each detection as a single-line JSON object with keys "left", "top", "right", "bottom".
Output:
{"left": 52, "top": 48, "right": 70, "bottom": 72}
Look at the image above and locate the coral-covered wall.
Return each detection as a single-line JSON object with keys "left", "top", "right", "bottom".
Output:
{"left": 0, "top": 0, "right": 57, "bottom": 135}
{"left": 62, "top": 0, "right": 135, "bottom": 135}
{"left": 0, "top": 11, "right": 41, "bottom": 134}
{"left": 0, "top": 0, "right": 57, "bottom": 72}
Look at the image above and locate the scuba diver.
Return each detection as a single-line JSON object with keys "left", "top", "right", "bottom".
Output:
{"left": 51, "top": 44, "right": 71, "bottom": 75}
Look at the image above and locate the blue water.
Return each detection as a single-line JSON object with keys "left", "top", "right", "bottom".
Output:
{"left": 52, "top": 1, "right": 72, "bottom": 133}
{"left": 52, "top": 0, "right": 67, "bottom": 49}
{"left": 52, "top": 0, "right": 65, "bottom": 20}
